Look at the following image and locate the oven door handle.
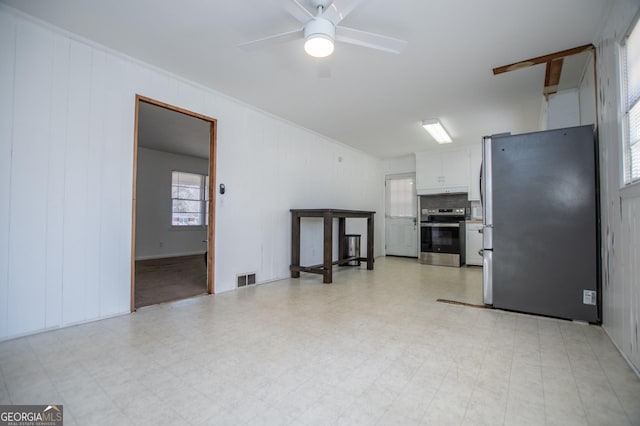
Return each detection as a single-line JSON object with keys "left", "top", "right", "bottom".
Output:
{"left": 420, "top": 223, "right": 460, "bottom": 228}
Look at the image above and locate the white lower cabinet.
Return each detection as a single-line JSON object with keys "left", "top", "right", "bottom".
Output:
{"left": 466, "top": 222, "right": 483, "bottom": 266}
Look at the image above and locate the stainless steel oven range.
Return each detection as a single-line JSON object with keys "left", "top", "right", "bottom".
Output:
{"left": 420, "top": 207, "right": 466, "bottom": 267}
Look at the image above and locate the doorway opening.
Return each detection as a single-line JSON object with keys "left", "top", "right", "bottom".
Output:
{"left": 131, "top": 96, "right": 217, "bottom": 311}
{"left": 385, "top": 173, "right": 418, "bottom": 258}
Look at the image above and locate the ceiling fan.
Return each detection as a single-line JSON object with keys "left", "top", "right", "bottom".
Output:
{"left": 239, "top": 0, "right": 408, "bottom": 58}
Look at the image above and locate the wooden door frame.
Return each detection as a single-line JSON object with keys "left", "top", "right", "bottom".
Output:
{"left": 131, "top": 94, "right": 218, "bottom": 312}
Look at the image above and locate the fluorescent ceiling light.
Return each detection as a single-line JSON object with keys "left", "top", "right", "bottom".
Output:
{"left": 422, "top": 119, "right": 452, "bottom": 144}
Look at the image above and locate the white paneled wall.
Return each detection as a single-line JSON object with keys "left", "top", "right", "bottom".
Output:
{"left": 383, "top": 154, "right": 416, "bottom": 175}
{"left": 0, "top": 7, "right": 384, "bottom": 341}
{"left": 546, "top": 89, "right": 581, "bottom": 130}
{"left": 579, "top": 54, "right": 597, "bottom": 126}
{"left": 8, "top": 18, "right": 52, "bottom": 335}
{"left": 595, "top": 0, "right": 640, "bottom": 373}
{"left": 0, "top": 11, "right": 14, "bottom": 339}
{"left": 620, "top": 192, "right": 640, "bottom": 369}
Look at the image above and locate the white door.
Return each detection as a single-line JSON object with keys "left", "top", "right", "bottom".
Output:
{"left": 385, "top": 174, "right": 418, "bottom": 257}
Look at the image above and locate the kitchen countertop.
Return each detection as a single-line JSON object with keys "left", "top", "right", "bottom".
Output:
{"left": 466, "top": 219, "right": 483, "bottom": 224}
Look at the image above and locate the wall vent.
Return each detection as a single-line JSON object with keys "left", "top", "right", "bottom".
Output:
{"left": 237, "top": 273, "right": 256, "bottom": 288}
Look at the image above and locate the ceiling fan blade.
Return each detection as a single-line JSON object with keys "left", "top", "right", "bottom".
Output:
{"left": 238, "top": 29, "right": 303, "bottom": 51}
{"left": 284, "top": 0, "right": 314, "bottom": 23}
{"left": 323, "top": 0, "right": 363, "bottom": 25}
{"left": 335, "top": 26, "right": 407, "bottom": 54}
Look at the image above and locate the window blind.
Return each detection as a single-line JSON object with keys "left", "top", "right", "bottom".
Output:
{"left": 623, "top": 18, "right": 640, "bottom": 183}
{"left": 385, "top": 176, "right": 416, "bottom": 218}
{"left": 171, "top": 171, "right": 205, "bottom": 226}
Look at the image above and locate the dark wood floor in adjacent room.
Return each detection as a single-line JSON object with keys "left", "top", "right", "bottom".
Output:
{"left": 134, "top": 254, "right": 207, "bottom": 308}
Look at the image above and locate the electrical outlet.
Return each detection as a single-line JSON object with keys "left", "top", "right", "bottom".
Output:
{"left": 583, "top": 290, "right": 597, "bottom": 305}
{"left": 159, "top": 242, "right": 163, "bottom": 248}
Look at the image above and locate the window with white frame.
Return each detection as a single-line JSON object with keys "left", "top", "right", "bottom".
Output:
{"left": 623, "top": 17, "right": 640, "bottom": 184}
{"left": 171, "top": 171, "right": 209, "bottom": 226}
{"left": 385, "top": 175, "right": 416, "bottom": 218}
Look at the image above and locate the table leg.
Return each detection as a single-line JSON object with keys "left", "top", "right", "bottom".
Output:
{"left": 323, "top": 211, "right": 333, "bottom": 283}
{"left": 367, "top": 214, "right": 374, "bottom": 270}
{"left": 338, "top": 217, "right": 346, "bottom": 262}
{"left": 291, "top": 212, "right": 300, "bottom": 278}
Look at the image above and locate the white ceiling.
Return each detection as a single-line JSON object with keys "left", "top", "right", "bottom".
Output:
{"left": 2, "top": 0, "right": 610, "bottom": 159}
{"left": 138, "top": 101, "right": 211, "bottom": 159}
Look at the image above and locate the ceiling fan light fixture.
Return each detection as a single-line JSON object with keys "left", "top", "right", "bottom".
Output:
{"left": 304, "top": 18, "right": 335, "bottom": 58}
{"left": 422, "top": 119, "right": 452, "bottom": 144}
{"left": 304, "top": 34, "right": 334, "bottom": 57}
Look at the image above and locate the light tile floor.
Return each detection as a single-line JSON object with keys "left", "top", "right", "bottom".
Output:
{"left": 1, "top": 257, "right": 639, "bottom": 425}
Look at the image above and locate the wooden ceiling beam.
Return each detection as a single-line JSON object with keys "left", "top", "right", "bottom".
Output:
{"left": 543, "top": 58, "right": 564, "bottom": 96}
{"left": 493, "top": 43, "right": 594, "bottom": 75}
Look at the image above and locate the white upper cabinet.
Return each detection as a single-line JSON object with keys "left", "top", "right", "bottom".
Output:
{"left": 415, "top": 149, "right": 469, "bottom": 195}
{"left": 468, "top": 143, "right": 482, "bottom": 201}
{"left": 415, "top": 152, "right": 441, "bottom": 191}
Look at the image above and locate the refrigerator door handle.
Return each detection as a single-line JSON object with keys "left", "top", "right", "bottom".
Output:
{"left": 481, "top": 136, "right": 493, "bottom": 307}
{"left": 479, "top": 163, "right": 483, "bottom": 207}
{"left": 482, "top": 136, "right": 493, "bottom": 227}
{"left": 482, "top": 224, "right": 493, "bottom": 249}
{"left": 483, "top": 249, "right": 493, "bottom": 305}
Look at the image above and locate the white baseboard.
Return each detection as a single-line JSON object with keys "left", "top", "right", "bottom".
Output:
{"left": 135, "top": 251, "right": 206, "bottom": 261}
{"left": 602, "top": 325, "right": 640, "bottom": 379}
{"left": 0, "top": 310, "right": 130, "bottom": 343}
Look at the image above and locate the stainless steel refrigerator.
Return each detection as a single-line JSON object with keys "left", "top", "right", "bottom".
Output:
{"left": 481, "top": 125, "right": 599, "bottom": 323}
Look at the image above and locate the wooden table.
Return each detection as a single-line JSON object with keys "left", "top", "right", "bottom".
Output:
{"left": 290, "top": 209, "right": 375, "bottom": 283}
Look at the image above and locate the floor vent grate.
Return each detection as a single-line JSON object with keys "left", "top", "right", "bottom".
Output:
{"left": 237, "top": 273, "right": 256, "bottom": 288}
